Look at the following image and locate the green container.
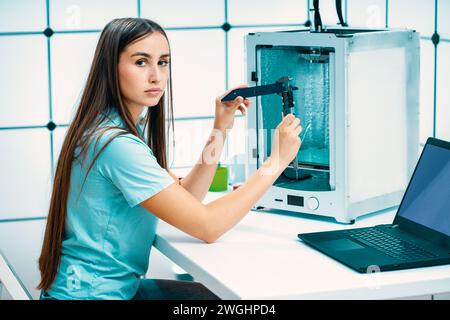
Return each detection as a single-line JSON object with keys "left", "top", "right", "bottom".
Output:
{"left": 209, "top": 165, "right": 228, "bottom": 192}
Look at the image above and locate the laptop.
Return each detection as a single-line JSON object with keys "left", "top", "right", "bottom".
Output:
{"left": 298, "top": 137, "right": 450, "bottom": 273}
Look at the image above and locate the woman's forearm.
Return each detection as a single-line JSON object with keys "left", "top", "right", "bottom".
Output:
{"left": 180, "top": 127, "right": 227, "bottom": 201}
{"left": 204, "top": 156, "right": 285, "bottom": 242}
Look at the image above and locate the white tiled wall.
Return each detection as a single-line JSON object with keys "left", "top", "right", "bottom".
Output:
{"left": 437, "top": 42, "right": 450, "bottom": 139}
{"left": 420, "top": 39, "right": 436, "bottom": 143}
{"left": 49, "top": 0, "right": 137, "bottom": 31}
{"left": 0, "top": 0, "right": 449, "bottom": 300}
{"left": 141, "top": 0, "right": 224, "bottom": 28}
{"left": 166, "top": 29, "right": 226, "bottom": 118}
{"left": 0, "top": 129, "right": 52, "bottom": 220}
{"left": 346, "top": 0, "right": 386, "bottom": 28}
{"left": 439, "top": 0, "right": 450, "bottom": 39}
{"left": 51, "top": 32, "right": 100, "bottom": 124}
{"left": 0, "top": 219, "right": 47, "bottom": 300}
{"left": 227, "top": 0, "right": 307, "bottom": 25}
{"left": 389, "top": 0, "right": 435, "bottom": 37}
{"left": 0, "top": 0, "right": 46, "bottom": 32}
{"left": 0, "top": 35, "right": 49, "bottom": 127}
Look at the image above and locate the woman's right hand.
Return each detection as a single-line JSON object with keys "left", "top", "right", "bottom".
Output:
{"left": 270, "top": 113, "right": 302, "bottom": 168}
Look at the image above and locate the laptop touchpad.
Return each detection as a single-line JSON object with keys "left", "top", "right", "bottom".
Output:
{"left": 320, "top": 239, "right": 365, "bottom": 251}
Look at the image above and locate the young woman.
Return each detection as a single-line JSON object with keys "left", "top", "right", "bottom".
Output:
{"left": 38, "top": 18, "right": 302, "bottom": 300}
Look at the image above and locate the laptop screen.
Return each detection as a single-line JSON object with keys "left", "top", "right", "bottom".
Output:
{"left": 397, "top": 142, "right": 450, "bottom": 236}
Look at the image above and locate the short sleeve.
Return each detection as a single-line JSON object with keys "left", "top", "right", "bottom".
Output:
{"left": 96, "top": 133, "right": 175, "bottom": 207}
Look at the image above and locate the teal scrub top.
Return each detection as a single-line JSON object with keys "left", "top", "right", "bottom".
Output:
{"left": 48, "top": 110, "right": 175, "bottom": 300}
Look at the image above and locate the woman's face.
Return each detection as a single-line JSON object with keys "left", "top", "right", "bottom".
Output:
{"left": 118, "top": 32, "right": 170, "bottom": 111}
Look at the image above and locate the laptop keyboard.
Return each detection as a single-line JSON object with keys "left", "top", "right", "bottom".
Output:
{"left": 343, "top": 228, "right": 438, "bottom": 261}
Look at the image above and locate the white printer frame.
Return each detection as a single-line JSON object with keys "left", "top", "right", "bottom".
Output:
{"left": 245, "top": 28, "right": 420, "bottom": 223}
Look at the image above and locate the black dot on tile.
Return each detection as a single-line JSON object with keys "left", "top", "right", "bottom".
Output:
{"left": 431, "top": 32, "right": 440, "bottom": 46}
{"left": 43, "top": 28, "right": 54, "bottom": 38}
{"left": 46, "top": 121, "right": 56, "bottom": 131}
{"left": 221, "top": 22, "right": 231, "bottom": 32}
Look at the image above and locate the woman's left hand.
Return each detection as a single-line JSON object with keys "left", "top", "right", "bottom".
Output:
{"left": 213, "top": 85, "right": 253, "bottom": 131}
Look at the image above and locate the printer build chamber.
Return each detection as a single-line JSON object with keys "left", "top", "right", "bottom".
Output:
{"left": 245, "top": 28, "right": 420, "bottom": 223}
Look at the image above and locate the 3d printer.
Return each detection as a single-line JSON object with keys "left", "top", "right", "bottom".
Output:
{"left": 243, "top": 27, "right": 420, "bottom": 223}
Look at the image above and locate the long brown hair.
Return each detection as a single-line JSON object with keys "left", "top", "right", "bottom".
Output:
{"left": 38, "top": 18, "right": 174, "bottom": 291}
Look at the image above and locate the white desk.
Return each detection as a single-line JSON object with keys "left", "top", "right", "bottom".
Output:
{"left": 154, "top": 190, "right": 450, "bottom": 300}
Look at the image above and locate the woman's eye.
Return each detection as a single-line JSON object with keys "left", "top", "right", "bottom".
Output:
{"left": 159, "top": 60, "right": 170, "bottom": 66}
{"left": 136, "top": 59, "right": 146, "bottom": 67}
